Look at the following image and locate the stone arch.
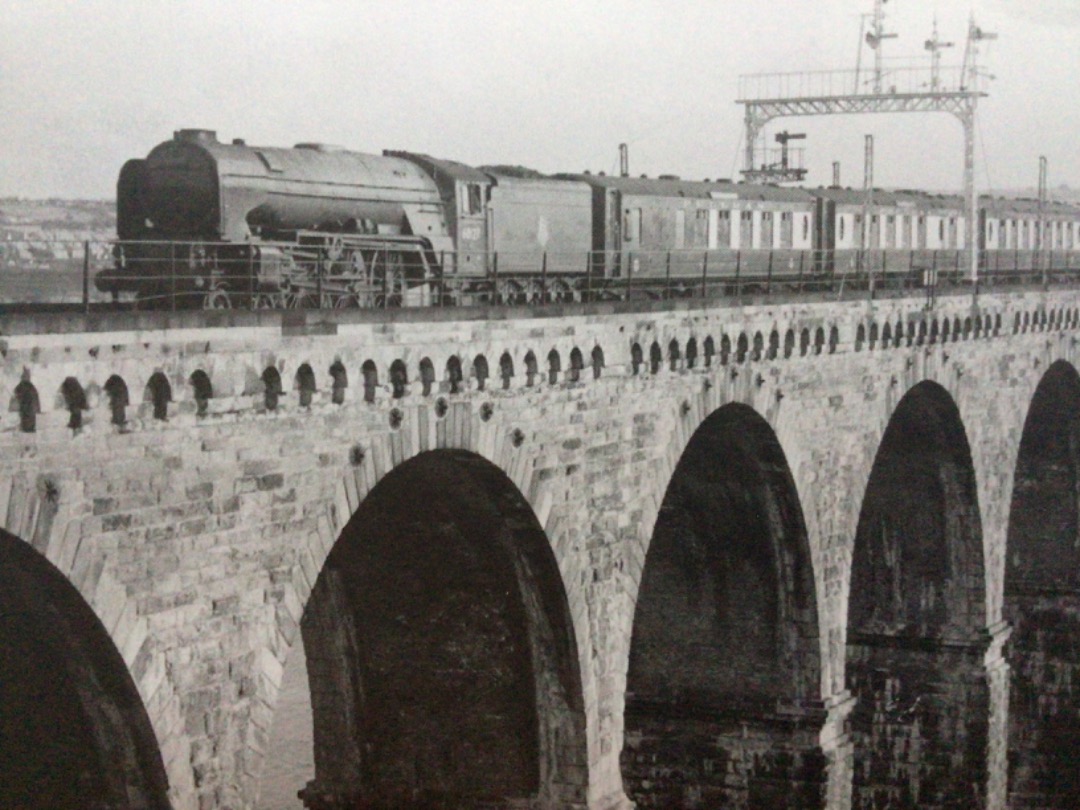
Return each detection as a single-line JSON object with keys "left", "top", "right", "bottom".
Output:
{"left": 767, "top": 328, "right": 780, "bottom": 360}
{"left": 622, "top": 403, "right": 822, "bottom": 808}
{"left": 649, "top": 341, "right": 662, "bottom": 374}
{"left": 935, "top": 317, "right": 945, "bottom": 344}
{"left": 963, "top": 316, "right": 973, "bottom": 339}
{"left": 855, "top": 323, "right": 866, "bottom": 352}
{"left": 784, "top": 328, "right": 796, "bottom": 359}
{"left": 916, "top": 318, "right": 928, "bottom": 346}
{"left": 703, "top": 335, "right": 715, "bottom": 367}
{"left": 953, "top": 316, "right": 962, "bottom": 341}
{"left": 894, "top": 319, "right": 905, "bottom": 348}
{"left": 994, "top": 313, "right": 1002, "bottom": 335}
{"left": 500, "top": 351, "right": 515, "bottom": 389}
{"left": 630, "top": 343, "right": 643, "bottom": 376}
{"left": 752, "top": 330, "right": 764, "bottom": 362}
{"left": 1004, "top": 360, "right": 1080, "bottom": 807}
{"left": 261, "top": 367, "right": 282, "bottom": 412}
{"left": 591, "top": 345, "right": 604, "bottom": 379}
{"left": 362, "top": 360, "right": 380, "bottom": 403}
{"left": 547, "top": 349, "right": 561, "bottom": 384}
{"left": 568, "top": 347, "right": 584, "bottom": 382}
{"left": 294, "top": 450, "right": 588, "bottom": 809}
{"left": 445, "top": 356, "right": 462, "bottom": 395}
{"left": 813, "top": 326, "right": 825, "bottom": 355}
{"left": 419, "top": 357, "right": 435, "bottom": 396}
{"left": 473, "top": 354, "right": 489, "bottom": 391}
{"left": 974, "top": 316, "right": 983, "bottom": 338}
{"left": 104, "top": 374, "right": 130, "bottom": 426}
{"left": 60, "top": 376, "right": 88, "bottom": 430}
{"left": 847, "top": 380, "right": 988, "bottom": 808}
{"left": 828, "top": 324, "right": 839, "bottom": 354}
{"left": 329, "top": 360, "right": 348, "bottom": 404}
{"left": 294, "top": 363, "right": 316, "bottom": 408}
{"left": 189, "top": 369, "right": 213, "bottom": 415}
{"left": 869, "top": 321, "right": 879, "bottom": 350}
{"left": 0, "top": 531, "right": 171, "bottom": 810}
{"left": 146, "top": 372, "right": 172, "bottom": 420}
{"left": 524, "top": 351, "right": 539, "bottom": 386}
{"left": 720, "top": 334, "right": 732, "bottom": 365}
{"left": 667, "top": 339, "right": 680, "bottom": 372}
{"left": 685, "top": 337, "right": 698, "bottom": 369}
{"left": 881, "top": 321, "right": 892, "bottom": 349}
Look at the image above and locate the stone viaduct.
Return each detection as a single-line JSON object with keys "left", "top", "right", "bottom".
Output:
{"left": 2, "top": 287, "right": 1079, "bottom": 810}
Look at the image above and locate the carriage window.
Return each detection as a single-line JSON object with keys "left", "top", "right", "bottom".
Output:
{"left": 624, "top": 208, "right": 642, "bottom": 242}
{"left": 464, "top": 183, "right": 483, "bottom": 215}
{"left": 839, "top": 216, "right": 846, "bottom": 240}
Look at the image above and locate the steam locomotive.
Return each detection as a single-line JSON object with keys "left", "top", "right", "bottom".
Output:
{"left": 97, "top": 129, "right": 1080, "bottom": 307}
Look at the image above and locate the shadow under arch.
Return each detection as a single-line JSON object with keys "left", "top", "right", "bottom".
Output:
{"left": 847, "top": 380, "right": 989, "bottom": 809}
{"left": 296, "top": 449, "right": 587, "bottom": 809}
{"left": 0, "top": 531, "right": 169, "bottom": 810}
{"left": 1004, "top": 359, "right": 1080, "bottom": 806}
{"left": 622, "top": 402, "right": 823, "bottom": 809}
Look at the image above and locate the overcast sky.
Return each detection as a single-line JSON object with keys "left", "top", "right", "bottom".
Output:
{"left": 2, "top": 0, "right": 1078, "bottom": 199}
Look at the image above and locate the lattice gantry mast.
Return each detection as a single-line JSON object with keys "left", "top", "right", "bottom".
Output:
{"left": 737, "top": 6, "right": 996, "bottom": 282}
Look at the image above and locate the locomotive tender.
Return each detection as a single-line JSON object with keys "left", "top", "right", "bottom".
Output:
{"left": 98, "top": 129, "right": 1080, "bottom": 308}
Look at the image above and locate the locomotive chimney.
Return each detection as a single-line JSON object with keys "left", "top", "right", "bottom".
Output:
{"left": 832, "top": 161, "right": 841, "bottom": 187}
{"left": 619, "top": 143, "right": 629, "bottom": 178}
{"left": 174, "top": 129, "right": 219, "bottom": 144}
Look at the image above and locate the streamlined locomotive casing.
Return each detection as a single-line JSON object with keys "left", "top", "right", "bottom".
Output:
{"left": 119, "top": 129, "right": 450, "bottom": 244}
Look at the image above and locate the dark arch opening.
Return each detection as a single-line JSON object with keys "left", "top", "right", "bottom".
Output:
{"left": 329, "top": 360, "right": 348, "bottom": 405}
{"left": 623, "top": 404, "right": 822, "bottom": 808}
{"left": 104, "top": 375, "right": 129, "bottom": 427}
{"left": 591, "top": 345, "right": 604, "bottom": 379}
{"left": 547, "top": 349, "right": 561, "bottom": 385}
{"left": 847, "top": 381, "right": 988, "bottom": 809}
{"left": 60, "top": 376, "right": 88, "bottom": 430}
{"left": 11, "top": 377, "right": 40, "bottom": 433}
{"left": 881, "top": 322, "right": 893, "bottom": 349}
{"left": 868, "top": 322, "right": 879, "bottom": 350}
{"left": 419, "top": 358, "right": 435, "bottom": 397}
{"left": 297, "top": 451, "right": 588, "bottom": 808}
{"left": 667, "top": 340, "right": 680, "bottom": 372}
{"left": 295, "top": 364, "right": 316, "bottom": 408}
{"left": 473, "top": 355, "right": 489, "bottom": 391}
{"left": 445, "top": 357, "right": 463, "bottom": 395}
{"left": 736, "top": 332, "right": 749, "bottom": 364}
{"left": 856, "top": 324, "right": 867, "bottom": 352}
{"left": 828, "top": 325, "right": 839, "bottom": 354}
{"left": 524, "top": 351, "right": 538, "bottom": 386}
{"left": 500, "top": 352, "right": 514, "bottom": 389}
{"left": 568, "top": 348, "right": 584, "bottom": 383}
{"left": 262, "top": 367, "right": 282, "bottom": 412}
{"left": 146, "top": 372, "right": 172, "bottom": 421}
{"left": 630, "top": 343, "right": 643, "bottom": 376}
{"left": 649, "top": 342, "right": 662, "bottom": 375}
{"left": 799, "top": 328, "right": 811, "bottom": 357}
{"left": 752, "top": 331, "right": 764, "bottom": 362}
{"left": 703, "top": 336, "right": 715, "bottom": 368}
{"left": 685, "top": 338, "right": 698, "bottom": 369}
{"left": 0, "top": 532, "right": 170, "bottom": 809}
{"left": 720, "top": 334, "right": 732, "bottom": 366}
{"left": 363, "top": 360, "right": 381, "bottom": 402}
{"left": 387, "top": 360, "right": 407, "bottom": 400}
{"left": 1004, "top": 361, "right": 1080, "bottom": 806}
{"left": 784, "top": 328, "right": 795, "bottom": 359}
{"left": 190, "top": 369, "right": 213, "bottom": 416}
{"left": 813, "top": 327, "right": 825, "bottom": 355}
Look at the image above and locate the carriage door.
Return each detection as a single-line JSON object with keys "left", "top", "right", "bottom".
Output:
{"left": 456, "top": 180, "right": 490, "bottom": 275}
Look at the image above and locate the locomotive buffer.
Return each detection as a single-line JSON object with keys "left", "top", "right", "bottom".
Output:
{"left": 736, "top": 9, "right": 995, "bottom": 283}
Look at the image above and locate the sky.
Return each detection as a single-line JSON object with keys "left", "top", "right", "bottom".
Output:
{"left": 2, "top": 0, "right": 1078, "bottom": 200}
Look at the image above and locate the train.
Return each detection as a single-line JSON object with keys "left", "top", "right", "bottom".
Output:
{"left": 95, "top": 129, "right": 1080, "bottom": 308}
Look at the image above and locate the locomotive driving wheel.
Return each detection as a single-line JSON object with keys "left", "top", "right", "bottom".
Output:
{"left": 203, "top": 286, "right": 231, "bottom": 309}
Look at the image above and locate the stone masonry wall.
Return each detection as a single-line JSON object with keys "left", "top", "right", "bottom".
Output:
{"left": 1, "top": 288, "right": 1078, "bottom": 809}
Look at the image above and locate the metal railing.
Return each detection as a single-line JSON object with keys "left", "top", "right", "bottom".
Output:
{"left": 2, "top": 238, "right": 1079, "bottom": 313}
{"left": 737, "top": 64, "right": 971, "bottom": 100}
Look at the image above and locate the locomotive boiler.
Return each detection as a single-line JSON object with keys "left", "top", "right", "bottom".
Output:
{"left": 100, "top": 129, "right": 457, "bottom": 307}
